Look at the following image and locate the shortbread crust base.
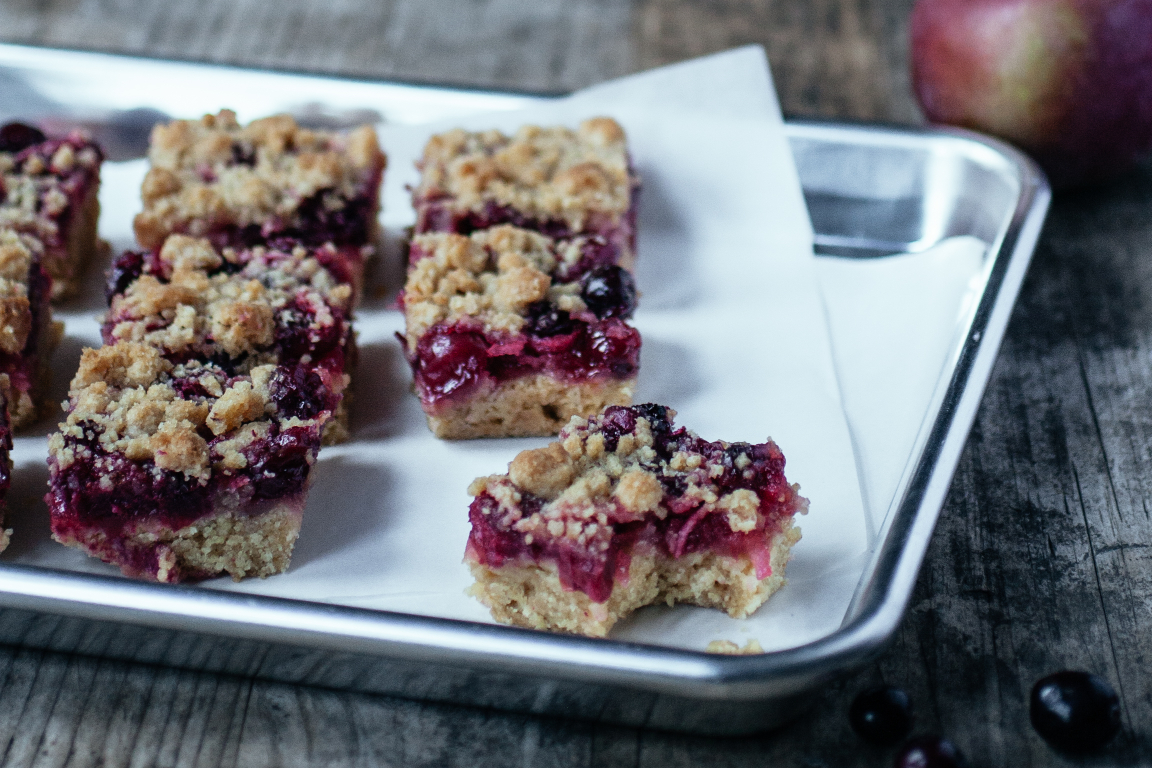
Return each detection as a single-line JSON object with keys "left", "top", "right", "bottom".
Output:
{"left": 468, "top": 518, "right": 802, "bottom": 637}
{"left": 427, "top": 375, "right": 635, "bottom": 440}
{"left": 53, "top": 501, "right": 305, "bottom": 583}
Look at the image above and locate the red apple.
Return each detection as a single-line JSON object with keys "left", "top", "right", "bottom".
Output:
{"left": 911, "top": 0, "right": 1152, "bottom": 188}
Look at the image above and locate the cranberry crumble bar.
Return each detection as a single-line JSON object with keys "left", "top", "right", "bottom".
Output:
{"left": 401, "top": 225, "right": 640, "bottom": 439}
{"left": 133, "top": 110, "right": 386, "bottom": 265}
{"left": 0, "top": 229, "right": 63, "bottom": 428}
{"left": 104, "top": 235, "right": 355, "bottom": 443}
{"left": 47, "top": 342, "right": 330, "bottom": 582}
{"left": 466, "top": 404, "right": 807, "bottom": 637}
{"left": 0, "top": 390, "right": 11, "bottom": 553}
{"left": 0, "top": 122, "right": 104, "bottom": 300}
{"left": 413, "top": 118, "right": 639, "bottom": 270}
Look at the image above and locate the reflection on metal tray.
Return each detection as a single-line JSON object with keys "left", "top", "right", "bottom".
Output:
{"left": 0, "top": 44, "right": 1050, "bottom": 735}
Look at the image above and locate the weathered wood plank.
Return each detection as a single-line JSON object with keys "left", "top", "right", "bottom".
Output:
{"left": 0, "top": 0, "right": 634, "bottom": 94}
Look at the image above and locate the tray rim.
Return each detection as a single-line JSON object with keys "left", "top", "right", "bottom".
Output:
{"left": 0, "top": 43, "right": 1052, "bottom": 702}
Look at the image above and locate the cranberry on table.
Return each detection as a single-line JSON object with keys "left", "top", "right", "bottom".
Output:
{"left": 849, "top": 686, "right": 914, "bottom": 745}
{"left": 1030, "top": 670, "right": 1122, "bottom": 753}
{"left": 893, "top": 736, "right": 968, "bottom": 768}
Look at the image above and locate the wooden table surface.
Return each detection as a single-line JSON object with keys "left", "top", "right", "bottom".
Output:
{"left": 1, "top": 1, "right": 1151, "bottom": 766}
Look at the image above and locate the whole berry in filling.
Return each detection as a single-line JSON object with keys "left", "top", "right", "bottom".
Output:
{"left": 466, "top": 404, "right": 807, "bottom": 603}
{"left": 524, "top": 300, "right": 575, "bottom": 337}
{"left": 849, "top": 686, "right": 914, "bottom": 746}
{"left": 1030, "top": 670, "right": 1122, "bottom": 752}
{"left": 106, "top": 249, "right": 149, "bottom": 302}
{"left": 103, "top": 235, "right": 354, "bottom": 382}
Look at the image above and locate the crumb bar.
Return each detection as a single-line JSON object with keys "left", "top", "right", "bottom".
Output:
{"left": 47, "top": 342, "right": 331, "bottom": 582}
{"left": 103, "top": 235, "right": 355, "bottom": 443}
{"left": 466, "top": 404, "right": 807, "bottom": 637}
{"left": 0, "top": 230, "right": 63, "bottom": 428}
{"left": 401, "top": 225, "right": 640, "bottom": 439}
{"left": 413, "top": 118, "right": 639, "bottom": 270}
{"left": 133, "top": 110, "right": 386, "bottom": 258}
{"left": 0, "top": 122, "right": 104, "bottom": 300}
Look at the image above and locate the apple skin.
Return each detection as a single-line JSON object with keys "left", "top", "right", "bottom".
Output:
{"left": 911, "top": 0, "right": 1152, "bottom": 188}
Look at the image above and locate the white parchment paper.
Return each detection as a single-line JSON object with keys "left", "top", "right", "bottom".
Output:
{"left": 0, "top": 49, "right": 946, "bottom": 654}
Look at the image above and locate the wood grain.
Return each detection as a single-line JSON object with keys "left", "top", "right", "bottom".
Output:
{"left": 1, "top": 0, "right": 1152, "bottom": 766}
{"left": 633, "top": 0, "right": 921, "bottom": 123}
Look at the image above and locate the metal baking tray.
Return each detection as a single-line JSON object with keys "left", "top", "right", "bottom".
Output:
{"left": 0, "top": 44, "right": 1050, "bottom": 734}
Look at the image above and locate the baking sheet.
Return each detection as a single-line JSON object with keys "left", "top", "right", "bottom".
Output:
{"left": 2, "top": 48, "right": 880, "bottom": 653}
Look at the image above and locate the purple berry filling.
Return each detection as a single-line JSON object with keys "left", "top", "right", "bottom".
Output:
{"left": 406, "top": 317, "right": 641, "bottom": 412}
{"left": 0, "top": 259, "right": 52, "bottom": 399}
{"left": 199, "top": 181, "right": 381, "bottom": 252}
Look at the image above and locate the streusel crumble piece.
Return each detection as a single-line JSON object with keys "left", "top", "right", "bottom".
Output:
{"left": 0, "top": 122, "right": 104, "bottom": 300}
{"left": 466, "top": 404, "right": 807, "bottom": 637}
{"left": 401, "top": 225, "right": 640, "bottom": 438}
{"left": 47, "top": 342, "right": 331, "bottom": 582}
{"left": 133, "top": 110, "right": 386, "bottom": 258}
{"left": 413, "top": 118, "right": 639, "bottom": 270}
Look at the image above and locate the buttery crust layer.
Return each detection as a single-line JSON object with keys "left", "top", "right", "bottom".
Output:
{"left": 468, "top": 519, "right": 800, "bottom": 637}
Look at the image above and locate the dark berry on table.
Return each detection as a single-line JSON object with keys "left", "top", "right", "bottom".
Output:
{"left": 0, "top": 122, "right": 46, "bottom": 153}
{"left": 894, "top": 736, "right": 968, "bottom": 768}
{"left": 580, "top": 265, "right": 637, "bottom": 319}
{"left": 849, "top": 686, "right": 914, "bottom": 745}
{"left": 1030, "top": 670, "right": 1121, "bottom": 752}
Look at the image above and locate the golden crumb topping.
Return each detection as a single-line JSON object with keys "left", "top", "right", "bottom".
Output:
{"left": 106, "top": 235, "right": 351, "bottom": 367}
{"left": 469, "top": 408, "right": 802, "bottom": 552}
{"left": 416, "top": 118, "right": 632, "bottom": 231}
{"left": 49, "top": 342, "right": 308, "bottom": 482}
{"left": 402, "top": 225, "right": 588, "bottom": 349}
{"left": 133, "top": 109, "right": 386, "bottom": 249}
